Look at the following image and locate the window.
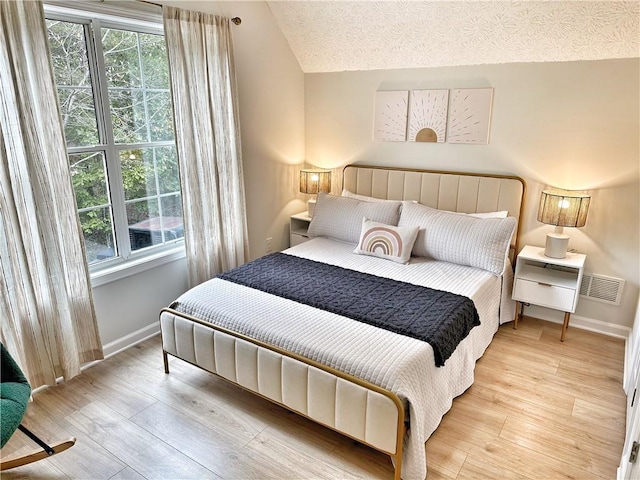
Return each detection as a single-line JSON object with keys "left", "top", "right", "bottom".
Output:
{"left": 45, "top": 9, "right": 182, "bottom": 270}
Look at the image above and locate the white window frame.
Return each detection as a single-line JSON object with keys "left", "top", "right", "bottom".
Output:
{"left": 44, "top": 1, "right": 185, "bottom": 287}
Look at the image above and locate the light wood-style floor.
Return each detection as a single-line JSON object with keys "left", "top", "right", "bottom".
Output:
{"left": 1, "top": 317, "right": 627, "bottom": 480}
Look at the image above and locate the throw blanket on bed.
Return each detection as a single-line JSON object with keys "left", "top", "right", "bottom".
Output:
{"left": 218, "top": 253, "right": 479, "bottom": 366}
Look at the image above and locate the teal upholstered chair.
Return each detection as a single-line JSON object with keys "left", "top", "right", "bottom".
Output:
{"left": 0, "top": 344, "right": 75, "bottom": 470}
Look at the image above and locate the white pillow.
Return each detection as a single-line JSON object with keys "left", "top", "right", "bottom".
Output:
{"left": 443, "top": 209, "right": 509, "bottom": 218}
{"left": 468, "top": 210, "right": 508, "bottom": 219}
{"left": 353, "top": 218, "right": 419, "bottom": 264}
{"left": 308, "top": 193, "right": 402, "bottom": 244}
{"left": 344, "top": 191, "right": 506, "bottom": 217}
{"left": 341, "top": 189, "right": 391, "bottom": 203}
{"left": 398, "top": 202, "right": 516, "bottom": 275}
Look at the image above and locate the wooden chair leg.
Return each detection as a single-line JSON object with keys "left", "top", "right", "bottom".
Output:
{"left": 1, "top": 425, "right": 76, "bottom": 471}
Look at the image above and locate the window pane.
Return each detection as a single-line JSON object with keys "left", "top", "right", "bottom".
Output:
{"left": 46, "top": 20, "right": 100, "bottom": 147}
{"left": 160, "top": 194, "right": 184, "bottom": 241}
{"left": 120, "top": 149, "right": 157, "bottom": 201}
{"left": 69, "top": 152, "right": 109, "bottom": 209}
{"left": 102, "top": 29, "right": 141, "bottom": 88}
{"left": 121, "top": 147, "right": 183, "bottom": 251}
{"left": 79, "top": 207, "right": 117, "bottom": 264}
{"left": 156, "top": 146, "right": 180, "bottom": 194}
{"left": 46, "top": 20, "right": 92, "bottom": 87}
{"left": 148, "top": 91, "right": 174, "bottom": 142}
{"left": 126, "top": 198, "right": 161, "bottom": 251}
{"left": 103, "top": 28, "right": 175, "bottom": 145}
{"left": 110, "top": 89, "right": 147, "bottom": 144}
{"left": 57, "top": 88, "right": 100, "bottom": 147}
{"left": 127, "top": 197, "right": 183, "bottom": 251}
{"left": 140, "top": 33, "right": 169, "bottom": 89}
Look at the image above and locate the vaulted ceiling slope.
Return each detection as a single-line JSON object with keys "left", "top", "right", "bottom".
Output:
{"left": 266, "top": 1, "right": 640, "bottom": 73}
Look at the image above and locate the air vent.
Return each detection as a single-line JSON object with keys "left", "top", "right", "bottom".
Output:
{"left": 580, "top": 273, "right": 625, "bottom": 306}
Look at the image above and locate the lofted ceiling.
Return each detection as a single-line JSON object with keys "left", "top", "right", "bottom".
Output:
{"left": 266, "top": 1, "right": 640, "bottom": 73}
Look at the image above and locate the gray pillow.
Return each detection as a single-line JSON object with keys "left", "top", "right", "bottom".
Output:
{"left": 308, "top": 193, "right": 402, "bottom": 244}
{"left": 398, "top": 201, "right": 516, "bottom": 275}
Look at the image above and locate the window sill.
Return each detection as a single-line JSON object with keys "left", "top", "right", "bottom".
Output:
{"left": 90, "top": 245, "right": 186, "bottom": 288}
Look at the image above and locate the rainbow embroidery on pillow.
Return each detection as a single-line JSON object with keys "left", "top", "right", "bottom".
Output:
{"left": 360, "top": 226, "right": 403, "bottom": 256}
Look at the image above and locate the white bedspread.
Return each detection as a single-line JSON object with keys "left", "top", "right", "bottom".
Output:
{"left": 175, "top": 238, "right": 503, "bottom": 480}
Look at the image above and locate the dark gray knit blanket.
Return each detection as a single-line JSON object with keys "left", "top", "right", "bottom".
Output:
{"left": 218, "top": 253, "right": 480, "bottom": 367}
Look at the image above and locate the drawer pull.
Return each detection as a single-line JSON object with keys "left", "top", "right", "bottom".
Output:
{"left": 537, "top": 282, "right": 553, "bottom": 287}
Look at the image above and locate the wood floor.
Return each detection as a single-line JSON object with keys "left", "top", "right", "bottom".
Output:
{"left": 1, "top": 317, "right": 627, "bottom": 479}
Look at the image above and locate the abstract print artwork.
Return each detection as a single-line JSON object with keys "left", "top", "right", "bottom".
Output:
{"left": 373, "top": 90, "right": 408, "bottom": 141}
{"left": 447, "top": 88, "right": 494, "bottom": 144}
{"left": 408, "top": 89, "right": 449, "bottom": 143}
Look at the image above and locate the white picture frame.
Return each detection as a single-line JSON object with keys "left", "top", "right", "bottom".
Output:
{"left": 447, "top": 88, "right": 494, "bottom": 144}
{"left": 374, "top": 90, "right": 408, "bottom": 142}
{"left": 408, "top": 89, "right": 449, "bottom": 143}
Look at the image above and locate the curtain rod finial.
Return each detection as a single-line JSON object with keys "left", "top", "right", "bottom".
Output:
{"left": 231, "top": 17, "right": 241, "bottom": 25}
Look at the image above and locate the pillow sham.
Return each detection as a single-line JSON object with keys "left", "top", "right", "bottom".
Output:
{"left": 467, "top": 210, "right": 508, "bottom": 219}
{"left": 398, "top": 201, "right": 516, "bottom": 275}
{"left": 341, "top": 189, "right": 390, "bottom": 203}
{"left": 308, "top": 193, "right": 402, "bottom": 244}
{"left": 441, "top": 209, "right": 509, "bottom": 219}
{"left": 353, "top": 218, "right": 419, "bottom": 264}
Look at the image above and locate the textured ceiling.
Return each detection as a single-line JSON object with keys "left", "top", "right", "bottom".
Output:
{"left": 266, "top": 1, "right": 640, "bottom": 73}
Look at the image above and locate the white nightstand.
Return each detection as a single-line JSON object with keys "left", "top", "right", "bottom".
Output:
{"left": 512, "top": 245, "right": 586, "bottom": 341}
{"left": 290, "top": 212, "right": 312, "bottom": 247}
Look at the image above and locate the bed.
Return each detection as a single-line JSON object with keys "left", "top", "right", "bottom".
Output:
{"left": 159, "top": 164, "right": 526, "bottom": 480}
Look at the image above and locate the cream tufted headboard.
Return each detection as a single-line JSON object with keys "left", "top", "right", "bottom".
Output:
{"left": 342, "top": 164, "right": 526, "bottom": 258}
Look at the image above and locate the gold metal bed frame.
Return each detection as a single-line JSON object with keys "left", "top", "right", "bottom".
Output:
{"left": 159, "top": 164, "right": 526, "bottom": 480}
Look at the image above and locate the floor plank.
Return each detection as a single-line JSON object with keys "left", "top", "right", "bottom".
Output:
{"left": 67, "top": 401, "right": 218, "bottom": 479}
{"left": 0, "top": 317, "right": 627, "bottom": 479}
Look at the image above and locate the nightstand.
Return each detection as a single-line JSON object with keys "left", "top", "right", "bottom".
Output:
{"left": 512, "top": 245, "right": 586, "bottom": 341}
{"left": 290, "top": 212, "right": 312, "bottom": 247}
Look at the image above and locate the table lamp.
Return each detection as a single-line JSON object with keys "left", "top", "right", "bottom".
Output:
{"left": 537, "top": 188, "right": 590, "bottom": 258}
{"left": 299, "top": 169, "right": 331, "bottom": 216}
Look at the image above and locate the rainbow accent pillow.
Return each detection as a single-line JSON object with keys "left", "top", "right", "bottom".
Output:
{"left": 354, "top": 218, "right": 419, "bottom": 264}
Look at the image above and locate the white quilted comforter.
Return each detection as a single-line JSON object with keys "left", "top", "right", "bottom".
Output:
{"left": 175, "top": 237, "right": 507, "bottom": 480}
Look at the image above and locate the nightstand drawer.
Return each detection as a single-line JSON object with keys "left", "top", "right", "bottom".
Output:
{"left": 290, "top": 233, "right": 308, "bottom": 247}
{"left": 513, "top": 278, "right": 576, "bottom": 312}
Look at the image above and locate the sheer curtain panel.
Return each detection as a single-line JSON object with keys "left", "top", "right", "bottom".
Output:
{"left": 163, "top": 6, "right": 249, "bottom": 288}
{"left": 0, "top": 0, "right": 103, "bottom": 388}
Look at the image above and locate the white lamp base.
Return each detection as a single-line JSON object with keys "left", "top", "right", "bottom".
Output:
{"left": 307, "top": 199, "right": 316, "bottom": 217}
{"left": 544, "top": 232, "right": 569, "bottom": 258}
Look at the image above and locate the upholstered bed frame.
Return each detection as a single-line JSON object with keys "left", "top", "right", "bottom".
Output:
{"left": 159, "top": 164, "right": 525, "bottom": 480}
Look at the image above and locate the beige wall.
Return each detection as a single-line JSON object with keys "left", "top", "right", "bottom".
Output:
{"left": 305, "top": 59, "right": 640, "bottom": 328}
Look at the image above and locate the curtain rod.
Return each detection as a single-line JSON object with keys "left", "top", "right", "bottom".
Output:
{"left": 136, "top": 0, "right": 241, "bottom": 24}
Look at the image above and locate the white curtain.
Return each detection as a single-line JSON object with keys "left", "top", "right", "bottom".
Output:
{"left": 163, "top": 7, "right": 249, "bottom": 288}
{"left": 0, "top": 0, "right": 103, "bottom": 388}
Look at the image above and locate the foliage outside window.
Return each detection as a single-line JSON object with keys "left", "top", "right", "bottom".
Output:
{"left": 46, "top": 16, "right": 182, "bottom": 267}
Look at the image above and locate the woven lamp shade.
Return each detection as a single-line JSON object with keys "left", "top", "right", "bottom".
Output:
{"left": 537, "top": 189, "right": 590, "bottom": 227}
{"left": 299, "top": 169, "right": 331, "bottom": 194}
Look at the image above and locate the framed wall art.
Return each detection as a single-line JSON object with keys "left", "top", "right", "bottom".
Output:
{"left": 408, "top": 89, "right": 449, "bottom": 143}
{"left": 447, "top": 88, "right": 494, "bottom": 144}
{"left": 373, "top": 90, "right": 408, "bottom": 142}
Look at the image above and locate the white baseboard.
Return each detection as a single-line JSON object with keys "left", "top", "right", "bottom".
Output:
{"left": 32, "top": 322, "right": 160, "bottom": 395}
{"left": 523, "top": 305, "right": 631, "bottom": 339}
{"left": 101, "top": 322, "right": 160, "bottom": 359}
{"left": 569, "top": 314, "right": 631, "bottom": 340}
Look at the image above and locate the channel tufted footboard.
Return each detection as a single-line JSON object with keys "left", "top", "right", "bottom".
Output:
{"left": 160, "top": 308, "right": 406, "bottom": 479}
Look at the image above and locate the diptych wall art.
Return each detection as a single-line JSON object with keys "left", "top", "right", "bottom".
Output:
{"left": 374, "top": 87, "right": 493, "bottom": 144}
